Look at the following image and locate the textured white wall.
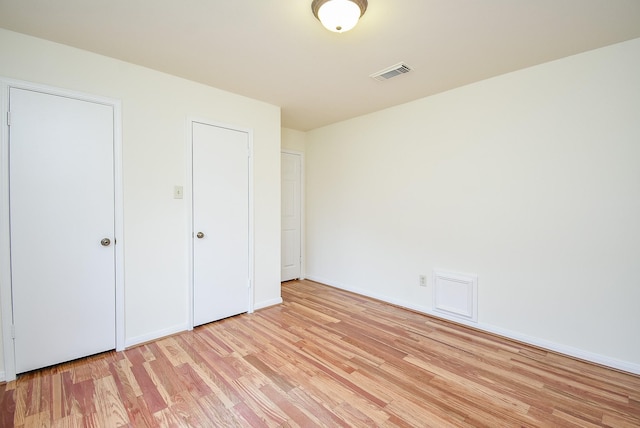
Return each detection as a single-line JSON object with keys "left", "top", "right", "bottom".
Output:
{"left": 0, "top": 28, "right": 281, "bottom": 376}
{"left": 306, "top": 38, "right": 640, "bottom": 372}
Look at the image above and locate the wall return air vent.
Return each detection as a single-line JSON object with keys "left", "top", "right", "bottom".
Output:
{"left": 370, "top": 62, "right": 412, "bottom": 81}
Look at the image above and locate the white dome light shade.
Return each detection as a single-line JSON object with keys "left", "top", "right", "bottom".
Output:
{"left": 312, "top": 0, "right": 368, "bottom": 33}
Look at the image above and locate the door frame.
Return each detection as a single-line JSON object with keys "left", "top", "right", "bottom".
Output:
{"left": 186, "top": 117, "right": 255, "bottom": 329}
{"left": 281, "top": 149, "right": 305, "bottom": 280}
{"left": 0, "top": 78, "right": 125, "bottom": 381}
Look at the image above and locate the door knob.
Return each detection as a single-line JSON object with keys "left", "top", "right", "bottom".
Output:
{"left": 101, "top": 238, "right": 111, "bottom": 247}
{"left": 196, "top": 232, "right": 205, "bottom": 239}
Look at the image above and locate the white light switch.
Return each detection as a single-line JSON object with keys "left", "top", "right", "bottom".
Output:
{"left": 174, "top": 185, "right": 184, "bottom": 199}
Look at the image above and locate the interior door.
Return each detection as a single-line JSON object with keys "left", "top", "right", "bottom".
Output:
{"left": 192, "top": 122, "right": 249, "bottom": 326}
{"left": 281, "top": 152, "right": 301, "bottom": 281}
{"left": 9, "top": 87, "right": 116, "bottom": 374}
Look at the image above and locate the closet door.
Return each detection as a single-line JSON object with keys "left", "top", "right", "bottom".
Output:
{"left": 281, "top": 152, "right": 302, "bottom": 281}
{"left": 192, "top": 122, "right": 249, "bottom": 326}
{"left": 9, "top": 87, "right": 116, "bottom": 373}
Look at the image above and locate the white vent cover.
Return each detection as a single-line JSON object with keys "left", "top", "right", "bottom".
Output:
{"left": 370, "top": 62, "right": 412, "bottom": 81}
{"left": 433, "top": 270, "right": 478, "bottom": 323}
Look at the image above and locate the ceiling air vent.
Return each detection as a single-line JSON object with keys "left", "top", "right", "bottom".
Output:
{"left": 370, "top": 62, "right": 412, "bottom": 82}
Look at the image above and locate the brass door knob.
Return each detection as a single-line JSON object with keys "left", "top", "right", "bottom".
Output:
{"left": 101, "top": 238, "right": 111, "bottom": 247}
{"left": 196, "top": 232, "right": 205, "bottom": 239}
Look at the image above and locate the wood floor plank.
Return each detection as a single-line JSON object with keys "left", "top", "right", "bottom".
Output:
{"left": 129, "top": 362, "right": 166, "bottom": 414}
{"left": 308, "top": 372, "right": 390, "bottom": 425}
{"left": 232, "top": 375, "right": 288, "bottom": 427}
{"left": 259, "top": 383, "right": 320, "bottom": 427}
{"left": 0, "top": 385, "right": 16, "bottom": 427}
{"left": 2, "top": 279, "right": 639, "bottom": 427}
{"left": 285, "top": 386, "right": 351, "bottom": 428}
{"left": 194, "top": 393, "right": 242, "bottom": 428}
{"left": 171, "top": 335, "right": 244, "bottom": 408}
{"left": 133, "top": 395, "right": 159, "bottom": 428}
{"left": 92, "top": 375, "right": 129, "bottom": 427}
{"left": 50, "top": 413, "right": 83, "bottom": 428}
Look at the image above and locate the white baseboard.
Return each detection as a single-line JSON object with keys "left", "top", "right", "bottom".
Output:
{"left": 0, "top": 370, "right": 5, "bottom": 383}
{"left": 124, "top": 323, "right": 190, "bottom": 349}
{"left": 254, "top": 297, "right": 283, "bottom": 311}
{"left": 305, "top": 274, "right": 640, "bottom": 376}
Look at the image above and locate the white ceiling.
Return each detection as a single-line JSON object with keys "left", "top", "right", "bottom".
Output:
{"left": 1, "top": 0, "right": 639, "bottom": 131}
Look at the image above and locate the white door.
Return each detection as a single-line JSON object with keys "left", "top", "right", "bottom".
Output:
{"left": 9, "top": 87, "right": 116, "bottom": 373}
{"left": 281, "top": 152, "right": 302, "bottom": 281}
{"left": 192, "top": 122, "right": 249, "bottom": 326}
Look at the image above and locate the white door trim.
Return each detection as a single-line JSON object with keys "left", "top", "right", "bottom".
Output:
{"left": 0, "top": 78, "right": 125, "bottom": 382}
{"left": 186, "top": 117, "right": 255, "bottom": 329}
{"left": 281, "top": 149, "right": 305, "bottom": 280}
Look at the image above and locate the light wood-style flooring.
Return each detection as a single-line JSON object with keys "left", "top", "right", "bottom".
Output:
{"left": 1, "top": 279, "right": 639, "bottom": 427}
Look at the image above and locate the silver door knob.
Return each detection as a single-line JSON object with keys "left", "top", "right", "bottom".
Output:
{"left": 101, "top": 238, "right": 111, "bottom": 247}
{"left": 196, "top": 232, "right": 205, "bottom": 239}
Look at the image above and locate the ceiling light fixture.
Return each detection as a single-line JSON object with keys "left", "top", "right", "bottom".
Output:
{"left": 311, "top": 0, "right": 368, "bottom": 33}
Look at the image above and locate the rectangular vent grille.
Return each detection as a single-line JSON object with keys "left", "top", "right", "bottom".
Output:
{"left": 370, "top": 62, "right": 412, "bottom": 81}
{"left": 433, "top": 270, "right": 478, "bottom": 323}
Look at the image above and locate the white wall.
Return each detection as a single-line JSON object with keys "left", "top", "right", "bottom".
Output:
{"left": 282, "top": 127, "right": 307, "bottom": 153}
{"left": 306, "top": 38, "right": 640, "bottom": 373}
{"left": 0, "top": 28, "right": 281, "bottom": 377}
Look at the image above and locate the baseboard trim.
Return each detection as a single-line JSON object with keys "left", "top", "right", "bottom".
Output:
{"left": 305, "top": 275, "right": 640, "bottom": 376}
{"left": 254, "top": 297, "right": 283, "bottom": 311}
{"left": 0, "top": 370, "right": 5, "bottom": 383}
{"left": 124, "top": 323, "right": 189, "bottom": 349}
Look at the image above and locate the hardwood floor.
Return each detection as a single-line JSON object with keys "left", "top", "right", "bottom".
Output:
{"left": 1, "top": 279, "right": 639, "bottom": 427}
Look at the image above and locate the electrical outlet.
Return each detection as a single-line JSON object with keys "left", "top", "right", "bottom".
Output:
{"left": 419, "top": 275, "right": 427, "bottom": 287}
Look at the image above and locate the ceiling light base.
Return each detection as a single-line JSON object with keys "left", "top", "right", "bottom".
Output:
{"left": 312, "top": 0, "right": 368, "bottom": 33}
